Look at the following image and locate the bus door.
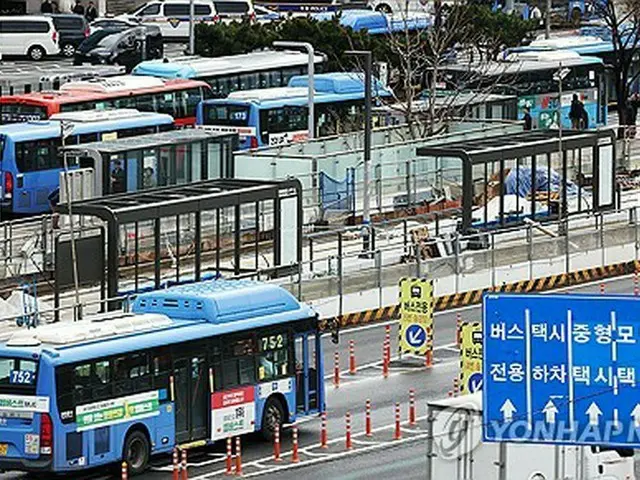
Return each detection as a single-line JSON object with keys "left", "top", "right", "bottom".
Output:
{"left": 173, "top": 354, "right": 208, "bottom": 444}
{"left": 294, "top": 332, "right": 320, "bottom": 414}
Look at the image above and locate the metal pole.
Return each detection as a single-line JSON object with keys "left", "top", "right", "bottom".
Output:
{"left": 60, "top": 124, "right": 81, "bottom": 319}
{"left": 273, "top": 41, "right": 315, "bottom": 139}
{"left": 545, "top": 0, "right": 551, "bottom": 39}
{"left": 188, "top": 0, "right": 195, "bottom": 55}
{"left": 345, "top": 50, "right": 372, "bottom": 253}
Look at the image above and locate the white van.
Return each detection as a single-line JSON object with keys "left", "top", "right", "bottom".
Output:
{"left": 122, "top": 0, "right": 255, "bottom": 40}
{"left": 0, "top": 16, "right": 60, "bottom": 61}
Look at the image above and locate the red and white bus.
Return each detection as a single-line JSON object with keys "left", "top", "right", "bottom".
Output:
{"left": 0, "top": 75, "right": 212, "bottom": 127}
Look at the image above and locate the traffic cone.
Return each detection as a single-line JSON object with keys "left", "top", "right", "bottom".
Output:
{"left": 121, "top": 462, "right": 128, "bottom": 480}
{"left": 365, "top": 399, "right": 372, "bottom": 437}
{"left": 320, "top": 411, "right": 328, "bottom": 448}
{"left": 394, "top": 402, "right": 402, "bottom": 440}
{"left": 345, "top": 412, "right": 353, "bottom": 450}
{"left": 291, "top": 425, "right": 300, "bottom": 463}
{"left": 349, "top": 339, "right": 356, "bottom": 375}
{"left": 225, "top": 439, "right": 232, "bottom": 475}
{"left": 333, "top": 350, "right": 340, "bottom": 387}
{"left": 409, "top": 389, "right": 416, "bottom": 426}
{"left": 172, "top": 448, "right": 179, "bottom": 480}
{"left": 181, "top": 449, "right": 188, "bottom": 480}
{"left": 235, "top": 437, "right": 242, "bottom": 476}
{"left": 273, "top": 426, "right": 281, "bottom": 462}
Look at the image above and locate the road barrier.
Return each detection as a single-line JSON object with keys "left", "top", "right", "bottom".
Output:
{"left": 181, "top": 449, "right": 188, "bottom": 480}
{"left": 273, "top": 427, "right": 281, "bottom": 462}
{"left": 394, "top": 403, "right": 402, "bottom": 440}
{"left": 333, "top": 350, "right": 340, "bottom": 387}
{"left": 409, "top": 390, "right": 416, "bottom": 426}
{"left": 235, "top": 437, "right": 243, "bottom": 476}
{"left": 172, "top": 448, "right": 179, "bottom": 480}
{"left": 365, "top": 399, "right": 372, "bottom": 437}
{"left": 345, "top": 412, "right": 353, "bottom": 450}
{"left": 225, "top": 438, "right": 233, "bottom": 475}
{"left": 320, "top": 412, "right": 328, "bottom": 448}
{"left": 425, "top": 350, "right": 433, "bottom": 368}
{"left": 349, "top": 340, "right": 356, "bottom": 375}
{"left": 292, "top": 426, "right": 300, "bottom": 463}
{"left": 382, "top": 339, "right": 389, "bottom": 378}
{"left": 326, "top": 260, "right": 639, "bottom": 329}
{"left": 121, "top": 462, "right": 127, "bottom": 480}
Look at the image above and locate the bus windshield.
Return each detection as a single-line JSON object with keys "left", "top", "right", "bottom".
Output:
{"left": 0, "top": 357, "right": 38, "bottom": 393}
{"left": 0, "top": 103, "right": 47, "bottom": 124}
{"left": 204, "top": 104, "right": 250, "bottom": 126}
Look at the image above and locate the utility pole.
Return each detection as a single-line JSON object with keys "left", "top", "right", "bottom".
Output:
{"left": 188, "top": 0, "right": 195, "bottom": 55}
{"left": 345, "top": 50, "right": 373, "bottom": 254}
{"left": 545, "top": 0, "right": 551, "bottom": 39}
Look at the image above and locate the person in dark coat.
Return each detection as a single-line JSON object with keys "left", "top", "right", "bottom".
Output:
{"left": 72, "top": 0, "right": 84, "bottom": 15}
{"left": 569, "top": 94, "right": 584, "bottom": 129}
{"left": 85, "top": 1, "right": 98, "bottom": 21}
{"left": 522, "top": 106, "right": 532, "bottom": 130}
{"left": 41, "top": 0, "right": 53, "bottom": 13}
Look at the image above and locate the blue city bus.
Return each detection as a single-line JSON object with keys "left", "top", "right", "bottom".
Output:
{"left": 0, "top": 109, "right": 174, "bottom": 215}
{"left": 442, "top": 51, "right": 607, "bottom": 130}
{"left": 197, "top": 72, "right": 393, "bottom": 149}
{"left": 506, "top": 32, "right": 640, "bottom": 104}
{"left": 0, "top": 280, "right": 324, "bottom": 476}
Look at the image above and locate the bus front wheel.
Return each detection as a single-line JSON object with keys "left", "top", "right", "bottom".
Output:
{"left": 123, "top": 430, "right": 150, "bottom": 476}
{"left": 261, "top": 397, "right": 285, "bottom": 441}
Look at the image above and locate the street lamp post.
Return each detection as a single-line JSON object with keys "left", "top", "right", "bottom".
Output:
{"left": 188, "top": 0, "right": 195, "bottom": 55}
{"left": 345, "top": 50, "right": 373, "bottom": 254}
{"left": 272, "top": 41, "right": 315, "bottom": 140}
{"left": 554, "top": 64, "right": 571, "bottom": 228}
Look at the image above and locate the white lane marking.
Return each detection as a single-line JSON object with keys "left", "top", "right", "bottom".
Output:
{"left": 188, "top": 414, "right": 431, "bottom": 480}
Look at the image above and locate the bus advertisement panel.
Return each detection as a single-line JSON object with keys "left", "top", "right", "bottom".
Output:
{"left": 0, "top": 280, "right": 324, "bottom": 476}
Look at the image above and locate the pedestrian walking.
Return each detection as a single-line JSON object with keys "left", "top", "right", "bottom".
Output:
{"left": 569, "top": 94, "right": 585, "bottom": 130}
{"left": 522, "top": 106, "right": 532, "bottom": 130}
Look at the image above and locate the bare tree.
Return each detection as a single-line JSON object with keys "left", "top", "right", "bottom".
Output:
{"left": 591, "top": 0, "right": 640, "bottom": 129}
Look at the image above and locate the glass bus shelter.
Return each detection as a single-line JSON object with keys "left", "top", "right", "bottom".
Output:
{"left": 416, "top": 129, "right": 617, "bottom": 233}
{"left": 63, "top": 128, "right": 238, "bottom": 197}
{"left": 55, "top": 178, "right": 303, "bottom": 312}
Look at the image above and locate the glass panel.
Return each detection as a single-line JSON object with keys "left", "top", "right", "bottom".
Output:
{"left": 141, "top": 149, "right": 158, "bottom": 189}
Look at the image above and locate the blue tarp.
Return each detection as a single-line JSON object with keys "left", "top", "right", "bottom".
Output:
{"left": 504, "top": 166, "right": 578, "bottom": 197}
{"left": 319, "top": 169, "right": 355, "bottom": 212}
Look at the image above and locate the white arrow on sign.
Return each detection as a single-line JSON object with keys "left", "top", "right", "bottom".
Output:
{"left": 586, "top": 402, "right": 602, "bottom": 426}
{"left": 631, "top": 404, "right": 640, "bottom": 428}
{"left": 543, "top": 400, "right": 558, "bottom": 424}
{"left": 408, "top": 327, "right": 424, "bottom": 345}
{"left": 500, "top": 399, "right": 516, "bottom": 422}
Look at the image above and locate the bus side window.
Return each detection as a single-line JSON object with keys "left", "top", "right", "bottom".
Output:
{"left": 221, "top": 336, "right": 256, "bottom": 389}
{"left": 152, "top": 347, "right": 171, "bottom": 400}
{"left": 257, "top": 331, "right": 289, "bottom": 381}
{"left": 93, "top": 360, "right": 112, "bottom": 400}
{"left": 74, "top": 363, "right": 93, "bottom": 403}
{"left": 56, "top": 366, "right": 75, "bottom": 422}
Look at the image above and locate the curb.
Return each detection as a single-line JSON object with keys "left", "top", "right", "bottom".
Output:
{"left": 324, "top": 260, "right": 639, "bottom": 329}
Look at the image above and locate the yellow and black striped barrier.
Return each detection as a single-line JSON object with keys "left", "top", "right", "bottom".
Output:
{"left": 329, "top": 260, "right": 640, "bottom": 328}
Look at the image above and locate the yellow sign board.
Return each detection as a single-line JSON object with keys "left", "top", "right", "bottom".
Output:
{"left": 459, "top": 322, "right": 483, "bottom": 395}
{"left": 398, "top": 278, "right": 433, "bottom": 355}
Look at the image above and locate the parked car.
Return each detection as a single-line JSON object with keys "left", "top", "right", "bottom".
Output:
{"left": 74, "top": 25, "right": 163, "bottom": 72}
{"left": 47, "top": 13, "right": 90, "bottom": 57}
{"left": 0, "top": 15, "right": 60, "bottom": 60}
{"left": 120, "top": 0, "right": 255, "bottom": 40}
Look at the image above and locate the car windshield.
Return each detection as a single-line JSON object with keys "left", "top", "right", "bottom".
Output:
{"left": 81, "top": 30, "right": 121, "bottom": 50}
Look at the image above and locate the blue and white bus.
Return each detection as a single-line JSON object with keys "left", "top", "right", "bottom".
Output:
{"left": 197, "top": 72, "right": 393, "bottom": 149}
{"left": 0, "top": 280, "right": 324, "bottom": 476}
{"left": 0, "top": 109, "right": 174, "bottom": 216}
{"left": 442, "top": 51, "right": 607, "bottom": 130}
{"left": 133, "top": 50, "right": 326, "bottom": 99}
{"left": 507, "top": 32, "right": 640, "bottom": 105}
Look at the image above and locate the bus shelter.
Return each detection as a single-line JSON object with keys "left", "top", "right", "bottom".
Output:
{"left": 63, "top": 129, "right": 237, "bottom": 198}
{"left": 416, "top": 129, "right": 616, "bottom": 233}
{"left": 55, "top": 178, "right": 302, "bottom": 310}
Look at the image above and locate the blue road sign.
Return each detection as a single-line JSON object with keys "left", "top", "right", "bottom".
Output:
{"left": 468, "top": 372, "right": 483, "bottom": 393}
{"left": 405, "top": 324, "right": 426, "bottom": 349}
{"left": 483, "top": 293, "right": 640, "bottom": 447}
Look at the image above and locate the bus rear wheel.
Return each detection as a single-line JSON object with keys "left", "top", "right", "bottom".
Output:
{"left": 123, "top": 430, "right": 150, "bottom": 476}
{"left": 261, "top": 397, "right": 285, "bottom": 441}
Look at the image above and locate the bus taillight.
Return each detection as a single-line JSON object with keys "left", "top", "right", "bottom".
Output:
{"left": 4, "top": 172, "right": 13, "bottom": 198}
{"left": 40, "top": 413, "right": 53, "bottom": 455}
